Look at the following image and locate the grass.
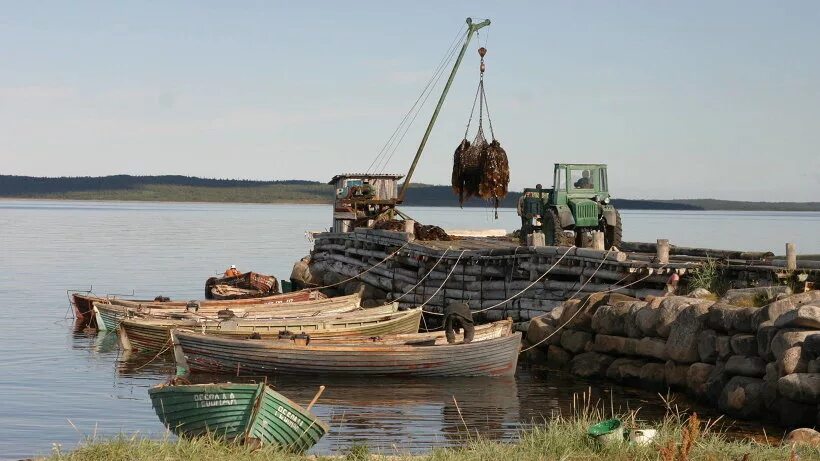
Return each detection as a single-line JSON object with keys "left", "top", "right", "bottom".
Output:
{"left": 687, "top": 258, "right": 730, "bottom": 296}
{"left": 46, "top": 393, "right": 817, "bottom": 461}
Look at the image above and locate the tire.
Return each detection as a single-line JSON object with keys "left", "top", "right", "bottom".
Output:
{"left": 545, "top": 208, "right": 574, "bottom": 247}
{"left": 605, "top": 209, "right": 623, "bottom": 249}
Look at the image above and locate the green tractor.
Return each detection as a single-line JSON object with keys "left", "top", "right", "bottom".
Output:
{"left": 517, "top": 163, "right": 622, "bottom": 249}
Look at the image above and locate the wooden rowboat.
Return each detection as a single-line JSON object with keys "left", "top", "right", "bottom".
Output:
{"left": 149, "top": 382, "right": 328, "bottom": 450}
{"left": 118, "top": 304, "right": 419, "bottom": 353}
{"left": 112, "top": 289, "right": 324, "bottom": 310}
{"left": 171, "top": 324, "right": 521, "bottom": 377}
{"left": 205, "top": 272, "right": 279, "bottom": 300}
{"left": 72, "top": 289, "right": 324, "bottom": 327}
{"left": 93, "top": 293, "right": 362, "bottom": 331}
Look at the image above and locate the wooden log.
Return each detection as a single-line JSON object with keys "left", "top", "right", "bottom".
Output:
{"left": 620, "top": 241, "right": 775, "bottom": 261}
{"left": 534, "top": 246, "right": 627, "bottom": 262}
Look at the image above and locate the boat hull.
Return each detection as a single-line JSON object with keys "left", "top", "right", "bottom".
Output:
{"left": 149, "top": 383, "right": 327, "bottom": 451}
{"left": 119, "top": 305, "right": 418, "bottom": 353}
{"left": 174, "top": 328, "right": 521, "bottom": 377}
{"left": 94, "top": 293, "right": 362, "bottom": 331}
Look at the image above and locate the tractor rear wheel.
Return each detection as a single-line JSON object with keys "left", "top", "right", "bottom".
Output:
{"left": 604, "top": 210, "right": 623, "bottom": 249}
{"left": 545, "top": 208, "right": 574, "bottom": 247}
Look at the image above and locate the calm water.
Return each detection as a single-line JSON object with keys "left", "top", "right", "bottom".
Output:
{"left": 1, "top": 200, "right": 818, "bottom": 459}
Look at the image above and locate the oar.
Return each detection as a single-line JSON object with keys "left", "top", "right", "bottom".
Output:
{"left": 306, "top": 385, "right": 326, "bottom": 411}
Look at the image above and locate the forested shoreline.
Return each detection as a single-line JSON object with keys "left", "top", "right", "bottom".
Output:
{"left": 1, "top": 175, "right": 817, "bottom": 211}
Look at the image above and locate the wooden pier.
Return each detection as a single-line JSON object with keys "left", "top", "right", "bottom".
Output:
{"left": 295, "top": 228, "right": 819, "bottom": 326}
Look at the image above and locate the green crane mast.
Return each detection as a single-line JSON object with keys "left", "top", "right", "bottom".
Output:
{"left": 397, "top": 17, "right": 490, "bottom": 203}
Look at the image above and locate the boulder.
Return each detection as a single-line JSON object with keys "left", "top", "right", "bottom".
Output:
{"left": 591, "top": 303, "right": 629, "bottom": 336}
{"left": 725, "top": 355, "right": 767, "bottom": 377}
{"left": 716, "top": 335, "right": 733, "bottom": 361}
{"left": 763, "top": 362, "right": 778, "bottom": 408}
{"left": 777, "top": 346, "right": 808, "bottom": 376}
{"left": 655, "top": 296, "right": 697, "bottom": 338}
{"left": 665, "top": 302, "right": 711, "bottom": 363}
{"left": 698, "top": 330, "right": 718, "bottom": 363}
{"left": 624, "top": 301, "right": 647, "bottom": 338}
{"left": 570, "top": 352, "right": 615, "bottom": 378}
{"left": 718, "top": 376, "right": 765, "bottom": 418}
{"left": 547, "top": 303, "right": 568, "bottom": 323}
{"left": 804, "top": 333, "right": 820, "bottom": 359}
{"left": 635, "top": 300, "right": 662, "bottom": 336}
{"left": 687, "top": 363, "right": 716, "bottom": 397}
{"left": 809, "top": 359, "right": 820, "bottom": 374}
{"left": 639, "top": 362, "right": 667, "bottom": 385}
{"left": 665, "top": 361, "right": 690, "bottom": 388}
{"left": 706, "top": 303, "right": 760, "bottom": 333}
{"left": 783, "top": 428, "right": 820, "bottom": 448}
{"left": 772, "top": 330, "right": 817, "bottom": 361}
{"left": 526, "top": 317, "right": 560, "bottom": 347}
{"left": 593, "top": 334, "right": 668, "bottom": 361}
{"left": 606, "top": 358, "right": 646, "bottom": 382}
{"left": 777, "top": 373, "right": 820, "bottom": 404}
{"left": 757, "top": 322, "right": 779, "bottom": 361}
{"left": 730, "top": 334, "right": 757, "bottom": 356}
{"left": 560, "top": 330, "right": 593, "bottom": 354}
{"left": 775, "top": 305, "right": 820, "bottom": 330}
{"left": 546, "top": 345, "right": 572, "bottom": 369}
{"left": 764, "top": 291, "right": 820, "bottom": 323}
{"left": 719, "top": 286, "right": 790, "bottom": 307}
{"left": 688, "top": 288, "right": 713, "bottom": 299}
{"left": 776, "top": 398, "right": 818, "bottom": 427}
{"left": 704, "top": 360, "right": 730, "bottom": 403}
{"left": 558, "top": 293, "right": 635, "bottom": 332}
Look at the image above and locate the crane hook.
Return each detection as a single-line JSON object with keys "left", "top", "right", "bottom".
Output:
{"left": 478, "top": 47, "right": 487, "bottom": 73}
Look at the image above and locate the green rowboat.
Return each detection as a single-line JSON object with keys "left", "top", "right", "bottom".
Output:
{"left": 149, "top": 382, "right": 328, "bottom": 451}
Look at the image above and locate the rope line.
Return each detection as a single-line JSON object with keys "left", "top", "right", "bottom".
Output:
{"left": 391, "top": 247, "right": 451, "bottom": 303}
{"left": 419, "top": 250, "right": 468, "bottom": 314}
{"left": 309, "top": 242, "right": 410, "bottom": 291}
{"left": 519, "top": 262, "right": 668, "bottom": 353}
{"left": 468, "top": 245, "right": 577, "bottom": 315}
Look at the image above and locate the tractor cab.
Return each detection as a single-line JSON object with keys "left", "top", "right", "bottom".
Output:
{"left": 518, "top": 163, "right": 621, "bottom": 249}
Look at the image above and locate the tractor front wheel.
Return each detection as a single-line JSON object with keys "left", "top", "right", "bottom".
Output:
{"left": 546, "top": 208, "right": 574, "bottom": 247}
{"left": 604, "top": 210, "right": 623, "bottom": 249}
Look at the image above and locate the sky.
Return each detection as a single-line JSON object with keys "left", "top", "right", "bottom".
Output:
{"left": 1, "top": 1, "right": 819, "bottom": 201}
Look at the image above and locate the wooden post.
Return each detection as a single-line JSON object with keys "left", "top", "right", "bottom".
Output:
{"left": 592, "top": 231, "right": 605, "bottom": 251}
{"left": 786, "top": 242, "right": 797, "bottom": 271}
{"left": 656, "top": 239, "right": 670, "bottom": 264}
{"left": 403, "top": 219, "right": 415, "bottom": 234}
{"left": 528, "top": 232, "right": 545, "bottom": 247}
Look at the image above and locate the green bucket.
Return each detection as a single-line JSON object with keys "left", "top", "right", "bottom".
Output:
{"left": 587, "top": 418, "right": 624, "bottom": 445}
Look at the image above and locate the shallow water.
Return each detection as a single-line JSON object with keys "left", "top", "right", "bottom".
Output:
{"left": 1, "top": 200, "right": 817, "bottom": 459}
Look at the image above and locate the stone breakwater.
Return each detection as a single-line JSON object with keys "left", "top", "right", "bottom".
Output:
{"left": 527, "top": 288, "right": 820, "bottom": 427}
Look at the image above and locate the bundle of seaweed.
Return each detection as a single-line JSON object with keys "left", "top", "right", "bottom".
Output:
{"left": 478, "top": 139, "right": 510, "bottom": 210}
{"left": 414, "top": 222, "right": 452, "bottom": 241}
{"left": 451, "top": 138, "right": 484, "bottom": 204}
{"left": 451, "top": 132, "right": 510, "bottom": 209}
{"left": 373, "top": 219, "right": 451, "bottom": 241}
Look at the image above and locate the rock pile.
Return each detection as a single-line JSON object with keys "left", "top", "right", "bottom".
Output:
{"left": 528, "top": 289, "right": 820, "bottom": 427}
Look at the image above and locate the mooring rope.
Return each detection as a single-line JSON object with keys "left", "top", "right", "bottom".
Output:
{"left": 131, "top": 337, "right": 173, "bottom": 371}
{"left": 519, "top": 261, "right": 668, "bottom": 353}
{"left": 309, "top": 241, "right": 411, "bottom": 291}
{"left": 419, "top": 250, "right": 468, "bottom": 314}
{"left": 467, "top": 245, "right": 577, "bottom": 315}
{"left": 391, "top": 247, "right": 452, "bottom": 303}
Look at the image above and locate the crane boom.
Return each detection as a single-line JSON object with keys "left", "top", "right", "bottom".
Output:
{"left": 397, "top": 17, "right": 490, "bottom": 203}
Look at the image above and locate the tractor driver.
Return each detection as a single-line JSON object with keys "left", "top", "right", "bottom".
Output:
{"left": 574, "top": 170, "right": 593, "bottom": 189}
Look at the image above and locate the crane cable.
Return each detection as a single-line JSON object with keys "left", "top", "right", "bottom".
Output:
{"left": 366, "top": 25, "right": 467, "bottom": 174}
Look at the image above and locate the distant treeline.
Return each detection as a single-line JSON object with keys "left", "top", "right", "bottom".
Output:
{"left": 1, "top": 175, "right": 818, "bottom": 212}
